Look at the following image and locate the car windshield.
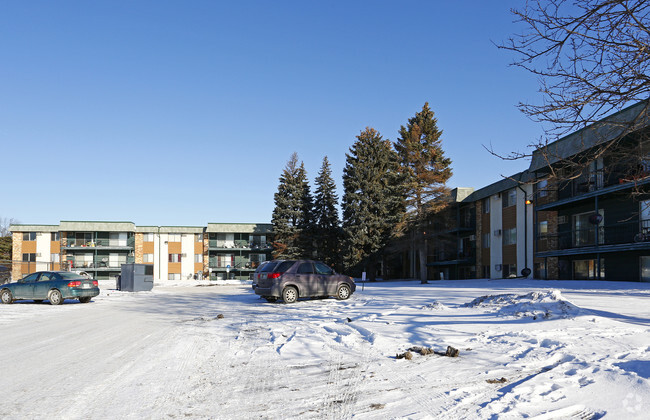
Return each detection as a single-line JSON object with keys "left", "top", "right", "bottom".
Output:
{"left": 274, "top": 261, "right": 295, "bottom": 273}
{"left": 57, "top": 272, "right": 86, "bottom": 280}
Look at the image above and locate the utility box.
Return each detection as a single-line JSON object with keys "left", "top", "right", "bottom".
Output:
{"left": 119, "top": 264, "right": 154, "bottom": 292}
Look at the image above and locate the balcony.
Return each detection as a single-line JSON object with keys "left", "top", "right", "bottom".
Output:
{"left": 63, "top": 237, "right": 135, "bottom": 250}
{"left": 68, "top": 256, "right": 135, "bottom": 270}
{"left": 536, "top": 220, "right": 650, "bottom": 257}
{"left": 208, "top": 240, "right": 270, "bottom": 250}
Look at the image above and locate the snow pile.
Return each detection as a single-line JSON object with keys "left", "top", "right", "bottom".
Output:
{"left": 463, "top": 290, "right": 582, "bottom": 319}
{"left": 421, "top": 301, "right": 447, "bottom": 310}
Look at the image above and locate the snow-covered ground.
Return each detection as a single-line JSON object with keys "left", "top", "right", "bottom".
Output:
{"left": 1, "top": 279, "right": 649, "bottom": 419}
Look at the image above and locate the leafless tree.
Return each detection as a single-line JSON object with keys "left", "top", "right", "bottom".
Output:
{"left": 492, "top": 0, "right": 650, "bottom": 194}
{"left": 0, "top": 217, "right": 19, "bottom": 237}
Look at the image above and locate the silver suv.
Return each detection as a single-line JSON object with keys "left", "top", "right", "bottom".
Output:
{"left": 254, "top": 260, "right": 356, "bottom": 303}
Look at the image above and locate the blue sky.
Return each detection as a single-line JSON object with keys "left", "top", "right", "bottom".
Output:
{"left": 2, "top": 1, "right": 543, "bottom": 226}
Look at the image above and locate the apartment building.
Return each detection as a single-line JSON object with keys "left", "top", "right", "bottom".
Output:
{"left": 529, "top": 102, "right": 650, "bottom": 281}
{"left": 9, "top": 221, "right": 273, "bottom": 282}
{"left": 424, "top": 101, "right": 650, "bottom": 282}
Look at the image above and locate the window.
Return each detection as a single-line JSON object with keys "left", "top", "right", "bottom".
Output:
{"left": 297, "top": 262, "right": 314, "bottom": 274}
{"left": 315, "top": 262, "right": 334, "bottom": 275}
{"left": 168, "top": 254, "right": 182, "bottom": 263}
{"left": 482, "top": 265, "right": 490, "bottom": 279}
{"left": 168, "top": 234, "right": 181, "bottom": 242}
{"left": 641, "top": 200, "right": 650, "bottom": 231}
{"left": 144, "top": 253, "right": 154, "bottom": 263}
{"left": 51, "top": 232, "right": 60, "bottom": 241}
{"left": 22, "top": 253, "right": 36, "bottom": 262}
{"left": 143, "top": 233, "right": 154, "bottom": 242}
{"left": 51, "top": 254, "right": 60, "bottom": 263}
{"left": 482, "top": 233, "right": 490, "bottom": 249}
{"left": 23, "top": 232, "right": 37, "bottom": 241}
{"left": 503, "top": 189, "right": 517, "bottom": 208}
{"left": 538, "top": 221, "right": 548, "bottom": 236}
{"left": 195, "top": 233, "right": 203, "bottom": 242}
{"left": 573, "top": 211, "right": 604, "bottom": 247}
{"left": 538, "top": 180, "right": 548, "bottom": 197}
{"left": 573, "top": 259, "right": 605, "bottom": 280}
{"left": 168, "top": 273, "right": 181, "bottom": 281}
{"left": 23, "top": 273, "right": 40, "bottom": 282}
{"left": 483, "top": 198, "right": 490, "bottom": 214}
{"left": 503, "top": 227, "right": 517, "bottom": 245}
{"left": 195, "top": 254, "right": 203, "bottom": 263}
{"left": 503, "top": 264, "right": 517, "bottom": 278}
{"left": 641, "top": 256, "right": 650, "bottom": 282}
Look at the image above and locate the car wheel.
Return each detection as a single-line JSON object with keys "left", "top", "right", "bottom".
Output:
{"left": 282, "top": 286, "right": 298, "bottom": 304}
{"left": 264, "top": 296, "right": 278, "bottom": 303}
{"left": 337, "top": 284, "right": 351, "bottom": 300}
{"left": 0, "top": 289, "right": 12, "bottom": 304}
{"left": 49, "top": 290, "right": 64, "bottom": 305}
{"left": 33, "top": 300, "right": 43, "bottom": 304}
{"left": 79, "top": 296, "right": 92, "bottom": 303}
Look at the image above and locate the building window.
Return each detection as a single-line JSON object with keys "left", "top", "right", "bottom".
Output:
{"left": 51, "top": 253, "right": 60, "bottom": 263}
{"left": 195, "top": 254, "right": 203, "bottom": 263}
{"left": 168, "top": 254, "right": 182, "bottom": 263}
{"left": 168, "top": 273, "right": 181, "bottom": 281}
{"left": 538, "top": 180, "right": 548, "bottom": 197}
{"left": 51, "top": 232, "right": 60, "bottom": 241}
{"left": 641, "top": 200, "right": 650, "bottom": 231}
{"left": 168, "top": 234, "right": 181, "bottom": 242}
{"left": 573, "top": 259, "right": 605, "bottom": 280}
{"left": 483, "top": 198, "right": 490, "bottom": 214}
{"left": 144, "top": 253, "right": 154, "bottom": 263}
{"left": 195, "top": 233, "right": 203, "bottom": 242}
{"left": 143, "top": 233, "right": 154, "bottom": 242}
{"left": 23, "top": 232, "right": 37, "bottom": 241}
{"left": 538, "top": 221, "right": 548, "bottom": 236}
{"left": 503, "top": 264, "right": 517, "bottom": 278}
{"left": 482, "top": 233, "right": 490, "bottom": 248}
{"left": 483, "top": 265, "right": 490, "bottom": 278}
{"left": 503, "top": 227, "right": 517, "bottom": 245}
{"left": 503, "top": 189, "right": 517, "bottom": 208}
{"left": 22, "top": 253, "right": 36, "bottom": 262}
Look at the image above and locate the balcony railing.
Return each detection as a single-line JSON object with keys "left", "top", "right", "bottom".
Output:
{"left": 68, "top": 256, "right": 135, "bottom": 269}
{"left": 64, "top": 237, "right": 135, "bottom": 248}
{"left": 208, "top": 240, "right": 269, "bottom": 249}
{"left": 538, "top": 220, "right": 650, "bottom": 250}
{"left": 208, "top": 259, "right": 265, "bottom": 269}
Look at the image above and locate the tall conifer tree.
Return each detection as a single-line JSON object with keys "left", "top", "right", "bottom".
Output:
{"left": 271, "top": 153, "right": 305, "bottom": 259}
{"left": 342, "top": 128, "right": 405, "bottom": 280}
{"left": 296, "top": 162, "right": 315, "bottom": 258}
{"left": 313, "top": 156, "right": 341, "bottom": 267}
{"left": 395, "top": 103, "right": 452, "bottom": 282}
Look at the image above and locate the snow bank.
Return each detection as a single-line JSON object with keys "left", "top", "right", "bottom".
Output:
{"left": 463, "top": 290, "right": 582, "bottom": 319}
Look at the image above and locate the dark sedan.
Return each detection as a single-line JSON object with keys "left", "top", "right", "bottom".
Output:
{"left": 0, "top": 271, "right": 100, "bottom": 305}
{"left": 254, "top": 260, "right": 356, "bottom": 303}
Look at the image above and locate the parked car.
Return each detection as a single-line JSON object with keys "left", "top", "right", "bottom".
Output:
{"left": 0, "top": 271, "right": 100, "bottom": 305}
{"left": 254, "top": 260, "right": 356, "bottom": 303}
{"left": 251, "top": 261, "right": 277, "bottom": 290}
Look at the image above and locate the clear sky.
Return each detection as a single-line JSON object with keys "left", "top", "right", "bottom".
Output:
{"left": 2, "top": 1, "right": 544, "bottom": 227}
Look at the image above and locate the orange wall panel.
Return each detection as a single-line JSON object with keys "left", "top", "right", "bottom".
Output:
{"left": 143, "top": 242, "right": 154, "bottom": 253}
{"left": 168, "top": 242, "right": 182, "bottom": 253}
{"left": 168, "top": 262, "right": 181, "bottom": 274}
{"left": 22, "top": 241, "right": 36, "bottom": 253}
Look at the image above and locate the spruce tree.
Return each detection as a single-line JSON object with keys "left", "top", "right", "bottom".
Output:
{"left": 342, "top": 128, "right": 405, "bottom": 280}
{"left": 296, "top": 162, "right": 315, "bottom": 258}
{"left": 313, "top": 156, "right": 341, "bottom": 267}
{"left": 271, "top": 153, "right": 304, "bottom": 259}
{"left": 395, "top": 103, "right": 452, "bottom": 282}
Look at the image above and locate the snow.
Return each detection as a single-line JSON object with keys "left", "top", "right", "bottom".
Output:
{"left": 1, "top": 279, "right": 649, "bottom": 419}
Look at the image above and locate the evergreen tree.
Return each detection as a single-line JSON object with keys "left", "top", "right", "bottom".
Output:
{"left": 271, "top": 153, "right": 304, "bottom": 259}
{"left": 342, "top": 127, "right": 405, "bottom": 280}
{"left": 395, "top": 103, "right": 452, "bottom": 283}
{"left": 313, "top": 156, "right": 341, "bottom": 267}
{"left": 296, "top": 162, "right": 315, "bottom": 258}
